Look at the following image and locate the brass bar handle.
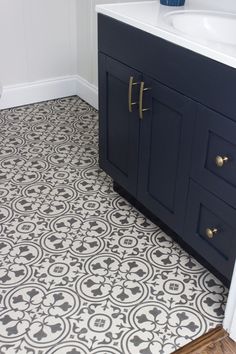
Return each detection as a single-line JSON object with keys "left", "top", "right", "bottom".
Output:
{"left": 215, "top": 155, "right": 229, "bottom": 168}
{"left": 206, "top": 227, "right": 218, "bottom": 239}
{"left": 128, "top": 76, "right": 138, "bottom": 113}
{"left": 139, "top": 81, "right": 151, "bottom": 119}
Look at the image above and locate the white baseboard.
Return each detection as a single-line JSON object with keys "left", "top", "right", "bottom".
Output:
{"left": 0, "top": 75, "right": 98, "bottom": 110}
{"left": 76, "top": 75, "right": 98, "bottom": 110}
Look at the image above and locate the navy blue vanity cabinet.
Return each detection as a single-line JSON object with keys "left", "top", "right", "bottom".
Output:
{"left": 98, "top": 53, "right": 141, "bottom": 195}
{"left": 137, "top": 77, "right": 195, "bottom": 234}
{"left": 98, "top": 13, "right": 236, "bottom": 284}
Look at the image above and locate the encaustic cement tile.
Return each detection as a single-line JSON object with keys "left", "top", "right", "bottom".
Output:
{"left": 0, "top": 97, "right": 228, "bottom": 354}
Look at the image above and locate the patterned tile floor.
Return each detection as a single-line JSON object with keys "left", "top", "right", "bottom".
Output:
{"left": 0, "top": 96, "right": 228, "bottom": 354}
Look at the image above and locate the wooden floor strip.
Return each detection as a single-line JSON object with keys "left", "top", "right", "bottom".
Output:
{"left": 173, "top": 326, "right": 236, "bottom": 354}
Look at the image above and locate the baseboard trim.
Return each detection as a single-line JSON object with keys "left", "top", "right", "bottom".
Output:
{"left": 76, "top": 75, "right": 98, "bottom": 110}
{"left": 0, "top": 75, "right": 98, "bottom": 110}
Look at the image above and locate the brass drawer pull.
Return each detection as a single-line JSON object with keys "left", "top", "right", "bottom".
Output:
{"left": 206, "top": 227, "right": 218, "bottom": 239}
{"left": 139, "top": 81, "right": 151, "bottom": 119}
{"left": 128, "top": 76, "right": 139, "bottom": 112}
{"left": 215, "top": 155, "right": 229, "bottom": 168}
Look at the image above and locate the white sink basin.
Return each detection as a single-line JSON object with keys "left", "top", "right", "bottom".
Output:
{"left": 164, "top": 11, "right": 236, "bottom": 46}
{"left": 97, "top": 2, "right": 236, "bottom": 70}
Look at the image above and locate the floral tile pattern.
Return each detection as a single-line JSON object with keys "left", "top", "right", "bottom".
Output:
{"left": 0, "top": 96, "right": 228, "bottom": 354}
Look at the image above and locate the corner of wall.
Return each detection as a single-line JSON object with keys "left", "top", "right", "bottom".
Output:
{"left": 76, "top": 74, "right": 98, "bottom": 109}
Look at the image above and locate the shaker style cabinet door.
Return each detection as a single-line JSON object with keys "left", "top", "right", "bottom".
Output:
{"left": 98, "top": 54, "right": 141, "bottom": 195}
{"left": 137, "top": 77, "right": 196, "bottom": 234}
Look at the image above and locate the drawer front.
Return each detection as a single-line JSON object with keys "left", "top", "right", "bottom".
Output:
{"left": 192, "top": 105, "right": 236, "bottom": 208}
{"left": 98, "top": 14, "right": 236, "bottom": 121}
{"left": 184, "top": 181, "right": 236, "bottom": 281}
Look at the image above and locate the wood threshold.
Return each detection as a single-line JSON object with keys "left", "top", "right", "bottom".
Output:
{"left": 173, "top": 326, "right": 236, "bottom": 354}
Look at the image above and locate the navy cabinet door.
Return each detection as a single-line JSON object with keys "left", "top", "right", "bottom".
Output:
{"left": 137, "top": 77, "right": 196, "bottom": 234}
{"left": 98, "top": 54, "right": 141, "bottom": 195}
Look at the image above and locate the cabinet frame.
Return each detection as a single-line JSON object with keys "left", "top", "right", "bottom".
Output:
{"left": 98, "top": 13, "right": 236, "bottom": 285}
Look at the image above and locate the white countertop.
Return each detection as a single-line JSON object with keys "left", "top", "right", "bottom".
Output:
{"left": 96, "top": 0, "right": 236, "bottom": 69}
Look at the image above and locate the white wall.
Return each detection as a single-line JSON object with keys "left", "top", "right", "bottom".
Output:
{"left": 0, "top": 0, "right": 77, "bottom": 85}
{"left": 76, "top": 0, "right": 151, "bottom": 88}
{"left": 77, "top": 0, "right": 126, "bottom": 87}
{"left": 0, "top": 0, "right": 78, "bottom": 108}
{"left": 0, "top": 0, "right": 150, "bottom": 109}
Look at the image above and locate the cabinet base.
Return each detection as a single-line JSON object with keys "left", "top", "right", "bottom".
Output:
{"left": 113, "top": 181, "right": 230, "bottom": 287}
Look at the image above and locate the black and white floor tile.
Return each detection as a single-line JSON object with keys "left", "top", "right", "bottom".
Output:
{"left": 0, "top": 97, "right": 228, "bottom": 354}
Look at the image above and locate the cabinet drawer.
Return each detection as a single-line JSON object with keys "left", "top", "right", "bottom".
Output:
{"left": 184, "top": 181, "right": 236, "bottom": 281}
{"left": 192, "top": 105, "right": 236, "bottom": 208}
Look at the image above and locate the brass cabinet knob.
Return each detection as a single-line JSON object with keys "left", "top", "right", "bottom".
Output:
{"left": 215, "top": 155, "right": 229, "bottom": 168}
{"left": 205, "top": 228, "right": 218, "bottom": 239}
